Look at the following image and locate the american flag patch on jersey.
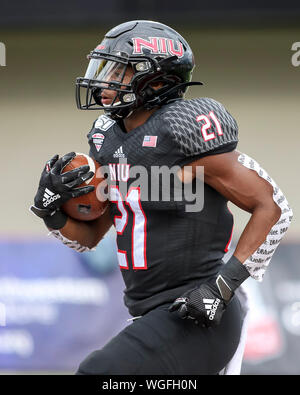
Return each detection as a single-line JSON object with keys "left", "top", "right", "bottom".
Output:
{"left": 142, "top": 135, "right": 157, "bottom": 147}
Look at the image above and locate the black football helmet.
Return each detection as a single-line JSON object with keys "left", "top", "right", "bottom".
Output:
{"left": 76, "top": 20, "right": 202, "bottom": 119}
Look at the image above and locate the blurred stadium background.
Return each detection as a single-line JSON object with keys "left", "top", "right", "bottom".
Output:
{"left": 0, "top": 0, "right": 299, "bottom": 374}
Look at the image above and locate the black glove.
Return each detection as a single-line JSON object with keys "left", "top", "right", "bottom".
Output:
{"left": 169, "top": 256, "right": 250, "bottom": 327}
{"left": 30, "top": 152, "right": 95, "bottom": 229}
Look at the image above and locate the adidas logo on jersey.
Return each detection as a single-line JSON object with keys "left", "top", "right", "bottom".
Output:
{"left": 43, "top": 188, "right": 61, "bottom": 207}
{"left": 113, "top": 146, "right": 126, "bottom": 158}
{"left": 203, "top": 298, "right": 220, "bottom": 320}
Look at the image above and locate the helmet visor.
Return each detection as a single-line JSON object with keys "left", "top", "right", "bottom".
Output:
{"left": 76, "top": 55, "right": 136, "bottom": 111}
{"left": 76, "top": 50, "right": 161, "bottom": 113}
{"left": 84, "top": 58, "right": 132, "bottom": 88}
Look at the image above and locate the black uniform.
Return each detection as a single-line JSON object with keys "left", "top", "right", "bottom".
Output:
{"left": 77, "top": 98, "right": 243, "bottom": 375}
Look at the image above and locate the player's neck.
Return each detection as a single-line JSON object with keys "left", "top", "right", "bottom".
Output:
{"left": 123, "top": 108, "right": 157, "bottom": 132}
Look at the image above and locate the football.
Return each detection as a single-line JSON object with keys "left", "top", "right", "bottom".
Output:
{"left": 61, "top": 153, "right": 108, "bottom": 221}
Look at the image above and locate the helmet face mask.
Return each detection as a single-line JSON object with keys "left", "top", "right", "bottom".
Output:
{"left": 76, "top": 50, "right": 163, "bottom": 118}
{"left": 76, "top": 20, "right": 202, "bottom": 119}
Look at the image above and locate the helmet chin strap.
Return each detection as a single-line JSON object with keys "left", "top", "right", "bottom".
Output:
{"left": 105, "top": 81, "right": 203, "bottom": 120}
{"left": 143, "top": 81, "right": 203, "bottom": 109}
{"left": 105, "top": 105, "right": 133, "bottom": 120}
{"left": 103, "top": 101, "right": 122, "bottom": 107}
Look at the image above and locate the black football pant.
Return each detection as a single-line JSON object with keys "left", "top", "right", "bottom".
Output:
{"left": 76, "top": 296, "right": 243, "bottom": 375}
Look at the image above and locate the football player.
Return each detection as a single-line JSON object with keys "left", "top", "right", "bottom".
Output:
{"left": 31, "top": 20, "right": 293, "bottom": 374}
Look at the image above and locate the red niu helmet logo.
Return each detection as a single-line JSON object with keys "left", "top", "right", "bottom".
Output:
{"left": 132, "top": 37, "right": 184, "bottom": 58}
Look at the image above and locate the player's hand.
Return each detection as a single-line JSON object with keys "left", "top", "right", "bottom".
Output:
{"left": 30, "top": 152, "right": 95, "bottom": 219}
{"left": 169, "top": 256, "right": 250, "bottom": 327}
{"left": 169, "top": 281, "right": 230, "bottom": 327}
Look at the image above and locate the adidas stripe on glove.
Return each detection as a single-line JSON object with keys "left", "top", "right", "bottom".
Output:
{"left": 30, "top": 152, "right": 94, "bottom": 229}
{"left": 169, "top": 256, "right": 250, "bottom": 327}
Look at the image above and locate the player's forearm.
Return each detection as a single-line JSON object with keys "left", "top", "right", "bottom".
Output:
{"left": 233, "top": 203, "right": 281, "bottom": 263}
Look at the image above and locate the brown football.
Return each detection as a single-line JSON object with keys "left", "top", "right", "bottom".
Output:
{"left": 61, "top": 153, "right": 108, "bottom": 221}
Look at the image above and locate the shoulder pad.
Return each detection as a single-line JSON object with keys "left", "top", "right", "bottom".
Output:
{"left": 162, "top": 98, "right": 238, "bottom": 157}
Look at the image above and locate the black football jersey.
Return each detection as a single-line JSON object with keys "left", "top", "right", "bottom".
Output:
{"left": 87, "top": 98, "right": 238, "bottom": 316}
